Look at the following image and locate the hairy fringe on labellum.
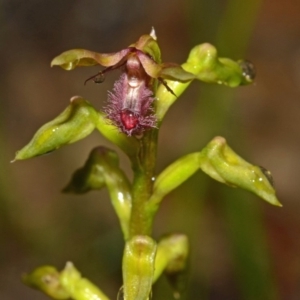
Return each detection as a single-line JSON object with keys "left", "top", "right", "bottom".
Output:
{"left": 104, "top": 73, "right": 157, "bottom": 136}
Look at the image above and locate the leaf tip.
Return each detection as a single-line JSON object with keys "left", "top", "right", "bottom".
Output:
{"left": 50, "top": 57, "right": 59, "bottom": 68}
{"left": 273, "top": 199, "right": 283, "bottom": 207}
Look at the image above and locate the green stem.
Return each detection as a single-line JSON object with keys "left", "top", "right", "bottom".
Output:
{"left": 129, "top": 129, "right": 158, "bottom": 238}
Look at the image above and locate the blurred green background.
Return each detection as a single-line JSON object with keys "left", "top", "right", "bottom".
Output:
{"left": 1, "top": 0, "right": 300, "bottom": 299}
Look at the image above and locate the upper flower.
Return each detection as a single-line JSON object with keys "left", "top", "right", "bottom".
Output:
{"left": 51, "top": 29, "right": 195, "bottom": 135}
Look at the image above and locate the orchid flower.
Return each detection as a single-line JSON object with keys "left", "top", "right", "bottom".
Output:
{"left": 51, "top": 28, "right": 195, "bottom": 135}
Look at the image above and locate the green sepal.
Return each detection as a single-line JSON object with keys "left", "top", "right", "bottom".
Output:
{"left": 51, "top": 31, "right": 195, "bottom": 85}
{"left": 132, "top": 33, "right": 161, "bottom": 64}
{"left": 132, "top": 30, "right": 194, "bottom": 81}
{"left": 199, "top": 136, "right": 282, "bottom": 206}
{"left": 60, "top": 262, "right": 109, "bottom": 300}
{"left": 158, "top": 63, "right": 196, "bottom": 82}
{"left": 194, "top": 43, "right": 254, "bottom": 87}
{"left": 122, "top": 235, "right": 157, "bottom": 300}
{"left": 137, "top": 52, "right": 195, "bottom": 82}
{"left": 51, "top": 48, "right": 131, "bottom": 70}
{"left": 51, "top": 32, "right": 162, "bottom": 71}
{"left": 64, "top": 146, "right": 132, "bottom": 239}
{"left": 22, "top": 266, "right": 70, "bottom": 299}
{"left": 14, "top": 96, "right": 98, "bottom": 161}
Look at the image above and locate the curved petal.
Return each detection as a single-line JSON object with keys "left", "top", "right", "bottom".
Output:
{"left": 136, "top": 51, "right": 162, "bottom": 78}
{"left": 137, "top": 52, "right": 195, "bottom": 82}
{"left": 51, "top": 48, "right": 131, "bottom": 70}
{"left": 159, "top": 63, "right": 196, "bottom": 82}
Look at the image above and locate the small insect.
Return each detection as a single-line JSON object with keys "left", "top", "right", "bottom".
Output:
{"left": 84, "top": 72, "right": 105, "bottom": 85}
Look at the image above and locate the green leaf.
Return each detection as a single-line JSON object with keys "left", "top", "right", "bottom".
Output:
{"left": 122, "top": 235, "right": 156, "bottom": 300}
{"left": 14, "top": 97, "right": 98, "bottom": 161}
{"left": 60, "top": 262, "right": 110, "bottom": 300}
{"left": 64, "top": 146, "right": 132, "bottom": 239}
{"left": 22, "top": 266, "right": 70, "bottom": 299}
{"left": 51, "top": 48, "right": 131, "bottom": 70}
{"left": 199, "top": 136, "right": 282, "bottom": 206}
{"left": 158, "top": 63, "right": 196, "bottom": 82}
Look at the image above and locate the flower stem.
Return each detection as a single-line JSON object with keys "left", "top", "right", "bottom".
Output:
{"left": 129, "top": 129, "right": 158, "bottom": 238}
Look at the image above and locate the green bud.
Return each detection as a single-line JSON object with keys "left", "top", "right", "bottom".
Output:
{"left": 153, "top": 234, "right": 189, "bottom": 298}
{"left": 22, "top": 266, "right": 70, "bottom": 299}
{"left": 194, "top": 43, "right": 254, "bottom": 87}
{"left": 122, "top": 235, "right": 156, "bottom": 300}
{"left": 156, "top": 43, "right": 254, "bottom": 121}
{"left": 153, "top": 234, "right": 189, "bottom": 282}
{"left": 60, "top": 262, "right": 109, "bottom": 300}
{"left": 14, "top": 96, "right": 98, "bottom": 161}
{"left": 63, "top": 146, "right": 119, "bottom": 193}
{"left": 64, "top": 146, "right": 132, "bottom": 239}
{"left": 199, "top": 136, "right": 282, "bottom": 206}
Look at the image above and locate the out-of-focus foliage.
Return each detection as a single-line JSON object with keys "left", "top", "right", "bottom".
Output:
{"left": 1, "top": 0, "right": 300, "bottom": 299}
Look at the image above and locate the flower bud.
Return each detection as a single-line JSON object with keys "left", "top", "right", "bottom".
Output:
{"left": 199, "top": 136, "right": 281, "bottom": 206}
{"left": 22, "top": 266, "right": 69, "bottom": 299}
{"left": 63, "top": 146, "right": 119, "bottom": 194}
{"left": 122, "top": 235, "right": 156, "bottom": 300}
{"left": 154, "top": 234, "right": 189, "bottom": 299}
{"left": 193, "top": 43, "right": 255, "bottom": 87}
{"left": 64, "top": 146, "right": 132, "bottom": 239}
{"left": 60, "top": 262, "right": 109, "bottom": 300}
{"left": 14, "top": 97, "right": 98, "bottom": 161}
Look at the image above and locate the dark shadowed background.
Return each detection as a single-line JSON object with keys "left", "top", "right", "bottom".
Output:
{"left": 1, "top": 0, "right": 300, "bottom": 299}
